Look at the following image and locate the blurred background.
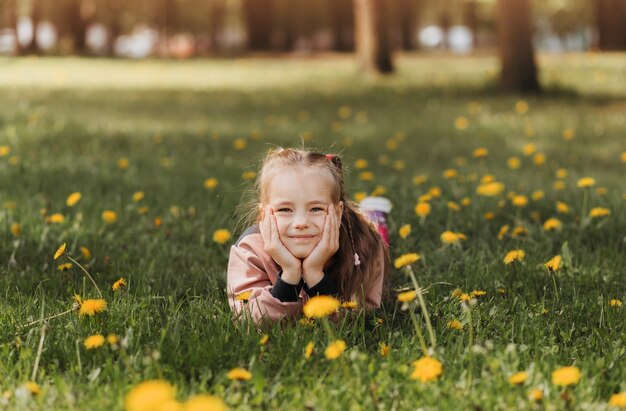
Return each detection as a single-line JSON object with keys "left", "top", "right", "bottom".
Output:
{"left": 0, "top": 0, "right": 625, "bottom": 92}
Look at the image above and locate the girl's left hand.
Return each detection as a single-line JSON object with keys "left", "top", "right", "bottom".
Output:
{"left": 302, "top": 203, "right": 341, "bottom": 280}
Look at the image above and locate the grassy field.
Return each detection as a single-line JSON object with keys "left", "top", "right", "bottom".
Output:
{"left": 0, "top": 53, "right": 625, "bottom": 410}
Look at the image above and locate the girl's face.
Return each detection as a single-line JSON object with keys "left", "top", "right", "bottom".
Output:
{"left": 264, "top": 169, "right": 343, "bottom": 259}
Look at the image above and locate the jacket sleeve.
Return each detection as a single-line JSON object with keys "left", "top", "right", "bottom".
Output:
{"left": 226, "top": 235, "right": 303, "bottom": 323}
{"left": 364, "top": 243, "right": 386, "bottom": 309}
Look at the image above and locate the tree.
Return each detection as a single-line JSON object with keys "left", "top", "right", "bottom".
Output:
{"left": 396, "top": 0, "right": 420, "bottom": 50}
{"left": 353, "top": 0, "right": 393, "bottom": 74}
{"left": 330, "top": 0, "right": 354, "bottom": 51}
{"left": 242, "top": 0, "right": 274, "bottom": 50}
{"left": 25, "top": 0, "right": 41, "bottom": 54}
{"left": 595, "top": 0, "right": 626, "bottom": 50}
{"left": 496, "top": 0, "right": 540, "bottom": 92}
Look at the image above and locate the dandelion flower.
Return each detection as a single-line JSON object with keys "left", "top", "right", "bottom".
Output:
{"left": 102, "top": 210, "right": 118, "bottom": 224}
{"left": 609, "top": 299, "right": 623, "bottom": 307}
{"left": 515, "top": 100, "right": 529, "bottom": 113}
{"left": 242, "top": 171, "right": 257, "bottom": 180}
{"left": 504, "top": 250, "right": 525, "bottom": 265}
{"left": 447, "top": 319, "right": 463, "bottom": 330}
{"left": 10, "top": 223, "right": 20, "bottom": 236}
{"left": 473, "top": 148, "right": 488, "bottom": 158}
{"left": 552, "top": 366, "right": 581, "bottom": 386}
{"left": 543, "top": 218, "right": 562, "bottom": 231}
{"left": 394, "top": 253, "right": 420, "bottom": 269}
{"left": 203, "top": 178, "right": 218, "bottom": 189}
{"left": 24, "top": 381, "right": 41, "bottom": 396}
{"left": 66, "top": 192, "right": 82, "bottom": 207}
{"left": 54, "top": 243, "right": 67, "bottom": 260}
{"left": 212, "top": 229, "right": 231, "bottom": 244}
{"left": 397, "top": 290, "right": 417, "bottom": 303}
{"left": 235, "top": 291, "right": 252, "bottom": 301}
{"left": 79, "top": 299, "right": 107, "bottom": 316}
{"left": 303, "top": 295, "right": 340, "bottom": 318}
{"left": 577, "top": 177, "right": 595, "bottom": 188}
{"left": 354, "top": 159, "right": 368, "bottom": 169}
{"left": 57, "top": 263, "right": 73, "bottom": 272}
{"left": 440, "top": 231, "right": 463, "bottom": 245}
{"left": 454, "top": 117, "right": 469, "bottom": 130}
{"left": 0, "top": 145, "right": 10, "bottom": 156}
{"left": 545, "top": 255, "right": 562, "bottom": 272}
{"left": 476, "top": 182, "right": 505, "bottom": 197}
{"left": 342, "top": 301, "right": 358, "bottom": 310}
{"left": 470, "top": 290, "right": 486, "bottom": 298}
{"left": 609, "top": 392, "right": 626, "bottom": 407}
{"left": 107, "top": 334, "right": 119, "bottom": 345}
{"left": 117, "top": 158, "right": 129, "bottom": 169}
{"left": 324, "top": 340, "right": 346, "bottom": 360}
{"left": 304, "top": 342, "right": 314, "bottom": 359}
{"left": 112, "top": 278, "right": 127, "bottom": 291}
{"left": 507, "top": 157, "right": 521, "bottom": 169}
{"left": 512, "top": 195, "right": 528, "bottom": 207}
{"left": 556, "top": 201, "right": 570, "bottom": 214}
{"left": 227, "top": 368, "right": 252, "bottom": 381}
{"left": 522, "top": 143, "right": 536, "bottom": 156}
{"left": 80, "top": 246, "right": 91, "bottom": 260}
{"left": 259, "top": 335, "right": 269, "bottom": 345}
{"left": 184, "top": 395, "right": 227, "bottom": 411}
{"left": 354, "top": 192, "right": 367, "bottom": 202}
{"left": 132, "top": 191, "right": 145, "bottom": 202}
{"left": 498, "top": 225, "right": 509, "bottom": 240}
{"left": 447, "top": 201, "right": 460, "bottom": 211}
{"left": 533, "top": 153, "right": 546, "bottom": 165}
{"left": 47, "top": 213, "right": 65, "bottom": 223}
{"left": 413, "top": 175, "right": 428, "bottom": 186}
{"left": 125, "top": 380, "right": 176, "bottom": 411}
{"left": 84, "top": 334, "right": 105, "bottom": 349}
{"left": 359, "top": 171, "right": 374, "bottom": 181}
{"left": 508, "top": 371, "right": 529, "bottom": 385}
{"left": 399, "top": 224, "right": 411, "bottom": 239}
{"left": 529, "top": 388, "right": 543, "bottom": 402}
{"left": 379, "top": 342, "right": 390, "bottom": 357}
{"left": 411, "top": 357, "right": 443, "bottom": 382}
{"left": 589, "top": 207, "right": 610, "bottom": 218}
{"left": 443, "top": 169, "right": 458, "bottom": 179}
{"left": 415, "top": 202, "right": 431, "bottom": 218}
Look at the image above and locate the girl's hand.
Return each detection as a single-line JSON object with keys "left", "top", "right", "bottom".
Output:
{"left": 260, "top": 205, "right": 302, "bottom": 284}
{"left": 302, "top": 203, "right": 341, "bottom": 283}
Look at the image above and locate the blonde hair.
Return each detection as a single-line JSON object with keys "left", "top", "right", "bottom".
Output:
{"left": 238, "top": 147, "right": 389, "bottom": 303}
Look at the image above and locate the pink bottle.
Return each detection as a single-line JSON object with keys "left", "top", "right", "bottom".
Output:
{"left": 359, "top": 196, "right": 392, "bottom": 246}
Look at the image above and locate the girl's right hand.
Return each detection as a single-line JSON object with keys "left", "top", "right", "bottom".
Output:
{"left": 260, "top": 205, "right": 302, "bottom": 284}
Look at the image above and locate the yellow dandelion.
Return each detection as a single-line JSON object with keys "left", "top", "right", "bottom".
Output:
{"left": 589, "top": 207, "right": 610, "bottom": 218}
{"left": 473, "top": 148, "right": 488, "bottom": 158}
{"left": 447, "top": 201, "right": 460, "bottom": 212}
{"left": 54, "top": 243, "right": 67, "bottom": 260}
{"left": 359, "top": 171, "right": 374, "bottom": 181}
{"left": 125, "top": 380, "right": 176, "bottom": 411}
{"left": 0, "top": 145, "right": 10, "bottom": 156}
{"left": 470, "top": 290, "right": 486, "bottom": 298}
{"left": 543, "top": 218, "right": 563, "bottom": 231}
{"left": 415, "top": 202, "right": 431, "bottom": 218}
{"left": 112, "top": 278, "right": 127, "bottom": 291}
{"left": 522, "top": 143, "right": 536, "bottom": 156}
{"left": 242, "top": 171, "right": 257, "bottom": 180}
{"left": 379, "top": 342, "right": 390, "bottom": 357}
{"left": 596, "top": 187, "right": 607, "bottom": 196}
{"left": 397, "top": 290, "right": 417, "bottom": 303}
{"left": 503, "top": 249, "right": 525, "bottom": 265}
{"left": 102, "top": 210, "right": 118, "bottom": 224}
{"left": 411, "top": 357, "right": 443, "bottom": 382}
{"left": 556, "top": 168, "right": 568, "bottom": 179}
{"left": 84, "top": 334, "right": 105, "bottom": 349}
{"left": 454, "top": 116, "right": 469, "bottom": 130}
{"left": 131, "top": 191, "right": 145, "bottom": 203}
{"left": 394, "top": 253, "right": 421, "bottom": 269}
{"left": 458, "top": 293, "right": 471, "bottom": 302}
{"left": 117, "top": 158, "right": 129, "bottom": 169}
{"left": 138, "top": 206, "right": 149, "bottom": 215}
{"left": 57, "top": 263, "right": 73, "bottom": 272}
{"left": 227, "top": 367, "right": 252, "bottom": 381}
{"left": 413, "top": 175, "right": 428, "bottom": 186}
{"left": 10, "top": 223, "right": 21, "bottom": 236}
{"left": 508, "top": 371, "right": 529, "bottom": 385}
{"left": 609, "top": 392, "right": 626, "bottom": 407}
{"left": 476, "top": 182, "right": 505, "bottom": 197}
{"left": 512, "top": 226, "right": 528, "bottom": 237}
{"left": 556, "top": 201, "right": 570, "bottom": 214}
{"left": 341, "top": 301, "right": 359, "bottom": 310}
{"left": 515, "top": 100, "right": 529, "bottom": 114}
{"left": 399, "top": 224, "right": 411, "bottom": 239}
{"left": 354, "top": 159, "right": 368, "bottom": 169}
{"left": 562, "top": 128, "right": 575, "bottom": 140}
{"left": 303, "top": 295, "right": 340, "bottom": 318}
{"left": 259, "top": 334, "right": 269, "bottom": 345}
{"left": 552, "top": 366, "right": 581, "bottom": 386}
{"left": 324, "top": 340, "right": 346, "bottom": 360}
{"left": 443, "top": 169, "right": 458, "bottom": 179}
{"left": 386, "top": 139, "right": 398, "bottom": 150}
{"left": 24, "top": 381, "right": 41, "bottom": 396}
{"left": 531, "top": 190, "right": 544, "bottom": 201}
{"left": 621, "top": 152, "right": 626, "bottom": 163}
{"left": 484, "top": 212, "right": 495, "bottom": 220}
{"left": 609, "top": 299, "right": 622, "bottom": 307}
{"left": 66, "top": 192, "right": 82, "bottom": 207}
{"left": 203, "top": 178, "right": 218, "bottom": 189}
{"left": 184, "top": 395, "right": 227, "bottom": 411}
{"left": 533, "top": 152, "right": 546, "bottom": 165}
{"left": 418, "top": 193, "right": 432, "bottom": 202}
{"left": 47, "top": 213, "right": 65, "bottom": 223}
{"left": 553, "top": 180, "right": 566, "bottom": 190}
{"left": 512, "top": 195, "right": 528, "bottom": 208}
{"left": 371, "top": 185, "right": 386, "bottom": 196}
{"left": 392, "top": 160, "right": 406, "bottom": 170}
{"left": 213, "top": 229, "right": 232, "bottom": 244}
{"left": 577, "top": 177, "right": 595, "bottom": 188}
{"left": 107, "top": 334, "right": 119, "bottom": 345}
{"left": 354, "top": 192, "right": 367, "bottom": 202}
{"left": 497, "top": 225, "right": 509, "bottom": 240}
{"left": 529, "top": 388, "right": 543, "bottom": 402}
{"left": 447, "top": 319, "right": 463, "bottom": 330}
{"left": 507, "top": 157, "right": 521, "bottom": 169}
{"left": 440, "top": 231, "right": 463, "bottom": 245}
{"left": 79, "top": 299, "right": 107, "bottom": 316}
{"left": 461, "top": 197, "right": 471, "bottom": 207}
{"left": 545, "top": 255, "right": 562, "bottom": 272}
{"left": 235, "top": 291, "right": 252, "bottom": 301}
{"left": 304, "top": 341, "right": 314, "bottom": 359}
{"left": 233, "top": 138, "right": 247, "bottom": 150}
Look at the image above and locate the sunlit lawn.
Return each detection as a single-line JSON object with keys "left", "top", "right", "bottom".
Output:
{"left": 0, "top": 53, "right": 624, "bottom": 410}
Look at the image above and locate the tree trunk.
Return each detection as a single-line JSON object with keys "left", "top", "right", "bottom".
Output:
{"left": 462, "top": 0, "right": 478, "bottom": 48}
{"left": 496, "top": 0, "right": 540, "bottom": 93}
{"left": 595, "top": 0, "right": 626, "bottom": 50}
{"left": 397, "top": 0, "right": 418, "bottom": 50}
{"left": 209, "top": 0, "right": 226, "bottom": 50}
{"left": 354, "top": 0, "right": 394, "bottom": 74}
{"left": 330, "top": 0, "right": 354, "bottom": 51}
{"left": 438, "top": 0, "right": 450, "bottom": 50}
{"left": 68, "top": 0, "right": 92, "bottom": 55}
{"left": 25, "top": 0, "right": 41, "bottom": 54}
{"left": 243, "top": 0, "right": 273, "bottom": 51}
{"left": 6, "top": 0, "right": 22, "bottom": 55}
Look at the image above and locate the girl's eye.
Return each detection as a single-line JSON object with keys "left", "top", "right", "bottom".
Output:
{"left": 276, "top": 208, "right": 292, "bottom": 213}
{"left": 311, "top": 207, "right": 325, "bottom": 212}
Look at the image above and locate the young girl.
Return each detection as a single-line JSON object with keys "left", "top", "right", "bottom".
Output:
{"left": 227, "top": 148, "right": 389, "bottom": 323}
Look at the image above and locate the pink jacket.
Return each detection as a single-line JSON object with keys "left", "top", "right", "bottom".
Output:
{"left": 227, "top": 226, "right": 385, "bottom": 323}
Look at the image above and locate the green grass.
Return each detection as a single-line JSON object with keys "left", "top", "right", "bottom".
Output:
{"left": 0, "top": 53, "right": 625, "bottom": 410}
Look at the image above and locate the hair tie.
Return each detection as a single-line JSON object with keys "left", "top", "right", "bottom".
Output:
{"left": 325, "top": 154, "right": 334, "bottom": 161}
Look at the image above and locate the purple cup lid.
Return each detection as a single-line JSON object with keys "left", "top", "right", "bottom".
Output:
{"left": 359, "top": 196, "right": 393, "bottom": 213}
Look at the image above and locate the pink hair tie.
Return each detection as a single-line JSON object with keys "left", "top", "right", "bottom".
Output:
{"left": 354, "top": 253, "right": 361, "bottom": 266}
{"left": 325, "top": 154, "right": 334, "bottom": 161}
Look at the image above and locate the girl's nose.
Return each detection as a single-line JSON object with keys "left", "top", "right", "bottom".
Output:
{"left": 292, "top": 212, "right": 309, "bottom": 228}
